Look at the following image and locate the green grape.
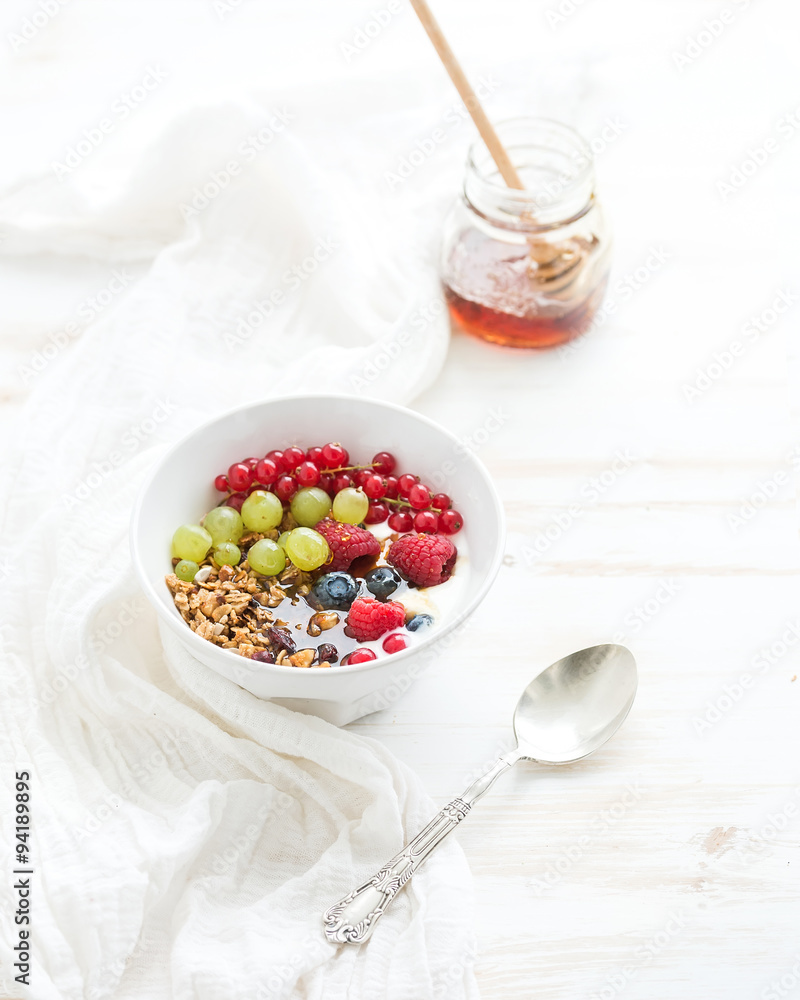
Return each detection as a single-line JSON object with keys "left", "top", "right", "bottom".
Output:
{"left": 332, "top": 487, "right": 369, "bottom": 525}
{"left": 203, "top": 505, "right": 243, "bottom": 545}
{"left": 277, "top": 531, "right": 291, "bottom": 550}
{"left": 214, "top": 542, "right": 241, "bottom": 566}
{"left": 290, "top": 487, "right": 332, "bottom": 527}
{"left": 172, "top": 523, "right": 212, "bottom": 562}
{"left": 175, "top": 560, "right": 199, "bottom": 582}
{"left": 284, "top": 527, "right": 330, "bottom": 571}
{"left": 248, "top": 538, "right": 286, "bottom": 576}
{"left": 241, "top": 490, "right": 283, "bottom": 532}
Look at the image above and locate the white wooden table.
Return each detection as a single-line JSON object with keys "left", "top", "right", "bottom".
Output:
{"left": 4, "top": 0, "right": 798, "bottom": 996}
{"left": 348, "top": 0, "right": 800, "bottom": 984}
{"left": 351, "top": 325, "right": 800, "bottom": 997}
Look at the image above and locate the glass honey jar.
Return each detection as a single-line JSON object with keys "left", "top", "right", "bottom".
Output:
{"left": 441, "top": 118, "right": 611, "bottom": 349}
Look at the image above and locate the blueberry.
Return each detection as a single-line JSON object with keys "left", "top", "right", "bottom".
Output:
{"left": 317, "top": 642, "right": 339, "bottom": 664}
{"left": 308, "top": 572, "right": 359, "bottom": 611}
{"left": 365, "top": 567, "right": 402, "bottom": 601}
{"left": 406, "top": 614, "right": 434, "bottom": 633}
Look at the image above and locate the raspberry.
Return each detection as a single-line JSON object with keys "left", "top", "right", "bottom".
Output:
{"left": 314, "top": 518, "right": 381, "bottom": 571}
{"left": 345, "top": 597, "right": 405, "bottom": 642}
{"left": 387, "top": 533, "right": 457, "bottom": 587}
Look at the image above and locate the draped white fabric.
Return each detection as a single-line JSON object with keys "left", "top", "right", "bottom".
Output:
{"left": 0, "top": 90, "right": 478, "bottom": 999}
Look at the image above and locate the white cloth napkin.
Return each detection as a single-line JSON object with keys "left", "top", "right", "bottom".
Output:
{"left": 0, "top": 100, "right": 479, "bottom": 1000}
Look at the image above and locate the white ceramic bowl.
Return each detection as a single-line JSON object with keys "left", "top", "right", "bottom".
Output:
{"left": 131, "top": 394, "right": 505, "bottom": 725}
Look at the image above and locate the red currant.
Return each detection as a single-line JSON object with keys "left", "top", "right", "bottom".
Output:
{"left": 245, "top": 456, "right": 259, "bottom": 469}
{"left": 355, "top": 469, "right": 373, "bottom": 487}
{"left": 214, "top": 474, "right": 229, "bottom": 493}
{"left": 307, "top": 446, "right": 324, "bottom": 465}
{"left": 372, "top": 451, "right": 396, "bottom": 475}
{"left": 228, "top": 462, "right": 253, "bottom": 492}
{"left": 254, "top": 457, "right": 279, "bottom": 485}
{"left": 225, "top": 492, "right": 246, "bottom": 512}
{"left": 319, "top": 473, "right": 335, "bottom": 495}
{"left": 439, "top": 509, "right": 463, "bottom": 534}
{"left": 362, "top": 474, "right": 385, "bottom": 499}
{"left": 388, "top": 511, "right": 413, "bottom": 533}
{"left": 432, "top": 492, "right": 451, "bottom": 510}
{"left": 274, "top": 475, "right": 298, "bottom": 502}
{"left": 364, "top": 501, "right": 389, "bottom": 524}
{"left": 343, "top": 648, "right": 377, "bottom": 665}
{"left": 414, "top": 510, "right": 439, "bottom": 533}
{"left": 382, "top": 476, "right": 399, "bottom": 499}
{"left": 333, "top": 473, "right": 354, "bottom": 492}
{"left": 296, "top": 461, "right": 321, "bottom": 487}
{"left": 283, "top": 446, "right": 305, "bottom": 470}
{"left": 382, "top": 633, "right": 407, "bottom": 654}
{"left": 266, "top": 449, "right": 286, "bottom": 472}
{"left": 408, "top": 483, "right": 432, "bottom": 510}
{"left": 321, "top": 442, "right": 348, "bottom": 469}
{"left": 397, "top": 473, "right": 419, "bottom": 498}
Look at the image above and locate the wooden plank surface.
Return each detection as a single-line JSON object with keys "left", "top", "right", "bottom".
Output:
{"left": 349, "top": 322, "right": 800, "bottom": 998}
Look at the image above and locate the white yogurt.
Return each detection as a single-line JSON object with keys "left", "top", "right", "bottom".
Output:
{"left": 365, "top": 523, "right": 469, "bottom": 640}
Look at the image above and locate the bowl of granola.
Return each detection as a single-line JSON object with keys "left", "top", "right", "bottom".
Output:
{"left": 131, "top": 394, "right": 505, "bottom": 725}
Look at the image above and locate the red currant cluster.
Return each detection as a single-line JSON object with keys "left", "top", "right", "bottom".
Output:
{"left": 213, "top": 442, "right": 464, "bottom": 535}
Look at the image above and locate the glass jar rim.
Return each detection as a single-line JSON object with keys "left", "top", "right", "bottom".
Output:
{"left": 465, "top": 117, "right": 596, "bottom": 230}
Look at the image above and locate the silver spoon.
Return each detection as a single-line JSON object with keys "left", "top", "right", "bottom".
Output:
{"left": 323, "top": 643, "right": 637, "bottom": 944}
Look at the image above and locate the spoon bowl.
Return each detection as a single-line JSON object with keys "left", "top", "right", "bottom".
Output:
{"left": 513, "top": 643, "right": 638, "bottom": 764}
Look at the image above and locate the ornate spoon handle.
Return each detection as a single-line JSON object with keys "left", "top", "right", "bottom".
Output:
{"left": 323, "top": 753, "right": 518, "bottom": 944}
